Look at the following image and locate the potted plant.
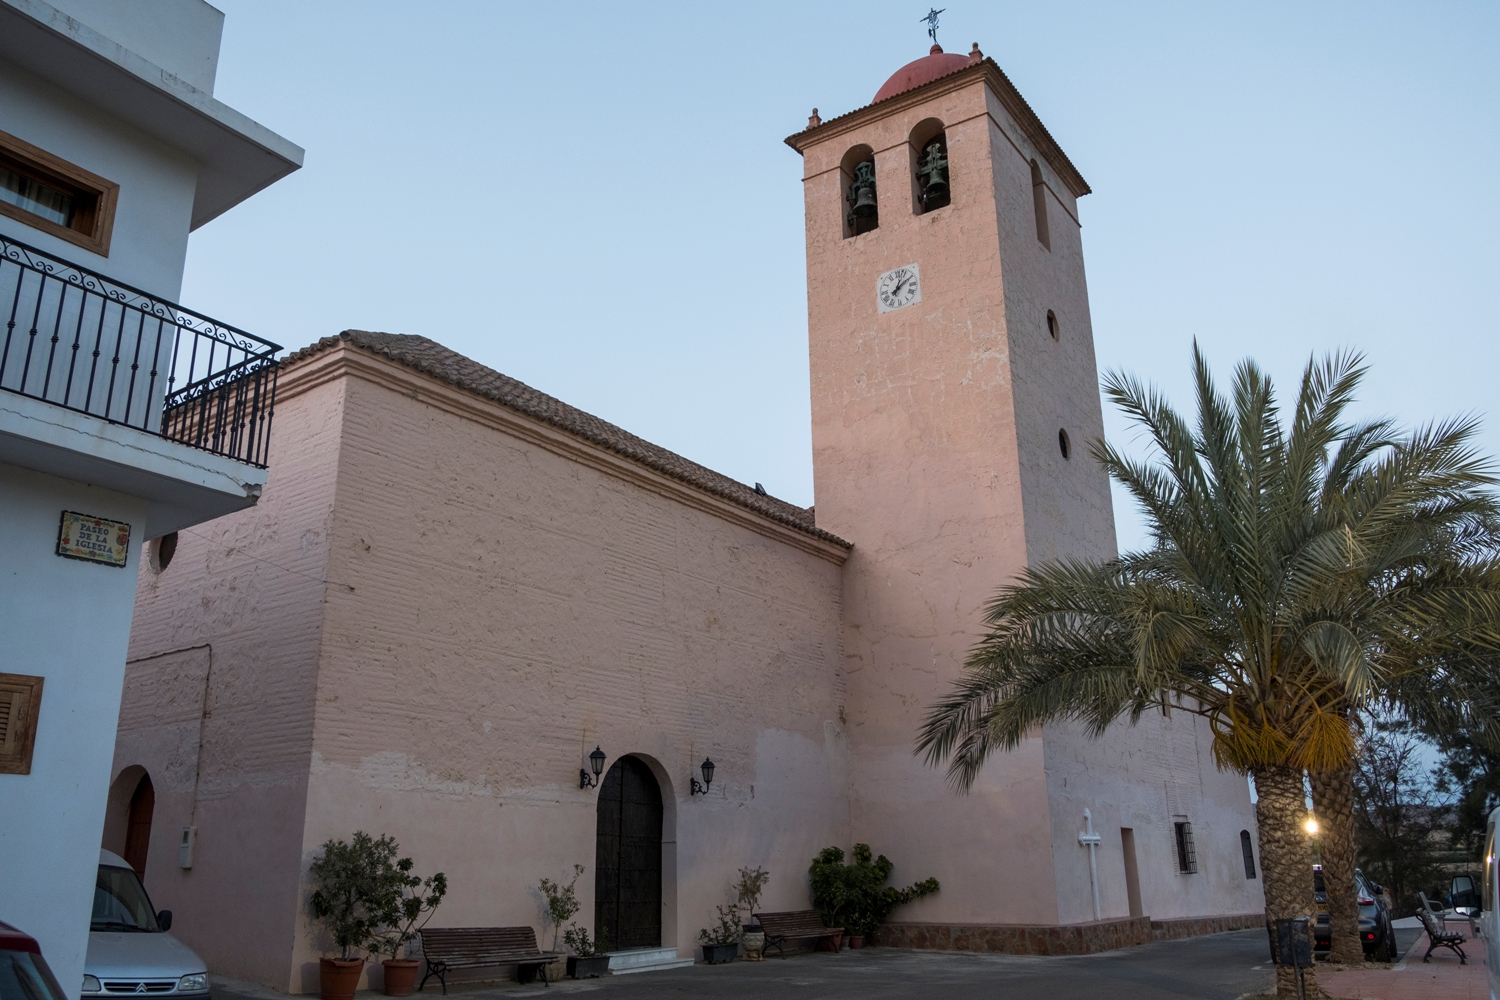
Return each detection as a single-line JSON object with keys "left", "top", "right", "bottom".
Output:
{"left": 697, "top": 901, "right": 741, "bottom": 964}
{"left": 536, "top": 865, "right": 584, "bottom": 983}
{"left": 370, "top": 857, "right": 447, "bottom": 996}
{"left": 562, "top": 925, "right": 610, "bottom": 979}
{"left": 309, "top": 832, "right": 393, "bottom": 1000}
{"left": 809, "top": 843, "right": 939, "bottom": 949}
{"left": 734, "top": 867, "right": 770, "bottom": 961}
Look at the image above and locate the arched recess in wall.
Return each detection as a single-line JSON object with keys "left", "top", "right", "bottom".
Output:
{"left": 123, "top": 771, "right": 155, "bottom": 877}
{"left": 102, "top": 764, "right": 148, "bottom": 859}
{"left": 594, "top": 753, "right": 677, "bottom": 951}
{"left": 840, "top": 144, "right": 878, "bottom": 238}
{"left": 909, "top": 118, "right": 950, "bottom": 214}
{"left": 1030, "top": 159, "right": 1051, "bottom": 250}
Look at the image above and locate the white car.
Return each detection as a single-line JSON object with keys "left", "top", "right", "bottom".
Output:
{"left": 82, "top": 851, "right": 210, "bottom": 999}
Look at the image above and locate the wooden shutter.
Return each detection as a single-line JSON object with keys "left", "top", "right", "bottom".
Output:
{"left": 0, "top": 673, "right": 43, "bottom": 774}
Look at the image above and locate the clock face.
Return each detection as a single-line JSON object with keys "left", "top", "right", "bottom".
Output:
{"left": 876, "top": 264, "right": 921, "bottom": 313}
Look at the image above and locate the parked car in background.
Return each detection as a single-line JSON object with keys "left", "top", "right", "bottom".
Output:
{"left": 1311, "top": 864, "right": 1398, "bottom": 962}
{"left": 83, "top": 852, "right": 210, "bottom": 999}
{"left": 0, "top": 921, "right": 69, "bottom": 1000}
{"left": 1478, "top": 807, "right": 1496, "bottom": 1000}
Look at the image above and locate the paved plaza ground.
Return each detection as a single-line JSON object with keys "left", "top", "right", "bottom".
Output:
{"left": 210, "top": 925, "right": 1475, "bottom": 1000}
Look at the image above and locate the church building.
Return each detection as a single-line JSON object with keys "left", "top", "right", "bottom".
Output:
{"left": 114, "top": 43, "right": 1265, "bottom": 991}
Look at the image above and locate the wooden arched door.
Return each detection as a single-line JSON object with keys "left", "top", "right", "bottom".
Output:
{"left": 123, "top": 773, "right": 155, "bottom": 878}
{"left": 594, "top": 756, "right": 662, "bottom": 951}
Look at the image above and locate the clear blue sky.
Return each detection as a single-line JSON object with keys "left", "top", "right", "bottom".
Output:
{"left": 188, "top": 1, "right": 1499, "bottom": 552}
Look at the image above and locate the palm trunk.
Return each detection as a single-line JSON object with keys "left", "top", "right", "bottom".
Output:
{"left": 1254, "top": 765, "right": 1320, "bottom": 998}
{"left": 1310, "top": 764, "right": 1362, "bottom": 964}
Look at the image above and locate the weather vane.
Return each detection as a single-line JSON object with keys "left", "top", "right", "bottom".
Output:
{"left": 921, "top": 8, "right": 945, "bottom": 46}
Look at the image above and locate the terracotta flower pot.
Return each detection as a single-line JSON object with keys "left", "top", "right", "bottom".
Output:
{"left": 381, "top": 959, "right": 419, "bottom": 996}
{"left": 319, "top": 958, "right": 364, "bottom": 1000}
{"left": 848, "top": 935, "right": 865, "bottom": 949}
{"left": 816, "top": 933, "right": 844, "bottom": 952}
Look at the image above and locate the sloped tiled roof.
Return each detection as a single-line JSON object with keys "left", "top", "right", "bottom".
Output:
{"left": 287, "top": 330, "right": 849, "bottom": 548}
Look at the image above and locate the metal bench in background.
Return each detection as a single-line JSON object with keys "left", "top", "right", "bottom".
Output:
{"left": 417, "top": 926, "right": 561, "bottom": 992}
{"left": 753, "top": 910, "right": 844, "bottom": 959}
{"left": 1416, "top": 892, "right": 1468, "bottom": 965}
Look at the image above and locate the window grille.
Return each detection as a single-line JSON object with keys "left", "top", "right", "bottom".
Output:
{"left": 1240, "top": 829, "right": 1257, "bottom": 879}
{"left": 1174, "top": 821, "right": 1197, "bottom": 874}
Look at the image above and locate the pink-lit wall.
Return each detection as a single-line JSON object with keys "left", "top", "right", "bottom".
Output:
{"left": 796, "top": 67, "right": 1262, "bottom": 927}
{"left": 119, "top": 344, "right": 852, "bottom": 991}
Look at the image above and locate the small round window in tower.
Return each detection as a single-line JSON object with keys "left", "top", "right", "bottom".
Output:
{"left": 1047, "top": 310, "right": 1059, "bottom": 340}
{"left": 150, "top": 531, "right": 179, "bottom": 573}
{"left": 1058, "top": 429, "right": 1071, "bottom": 460}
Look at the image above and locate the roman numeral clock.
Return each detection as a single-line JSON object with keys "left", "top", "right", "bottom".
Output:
{"left": 876, "top": 263, "right": 921, "bottom": 313}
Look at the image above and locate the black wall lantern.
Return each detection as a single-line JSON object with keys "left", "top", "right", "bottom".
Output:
{"left": 580, "top": 746, "right": 606, "bottom": 790}
{"left": 690, "top": 757, "right": 715, "bottom": 796}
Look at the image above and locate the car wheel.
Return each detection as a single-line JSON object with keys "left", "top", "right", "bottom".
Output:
{"left": 1371, "top": 922, "right": 1393, "bottom": 962}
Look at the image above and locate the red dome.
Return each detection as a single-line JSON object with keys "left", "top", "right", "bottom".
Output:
{"left": 873, "top": 45, "right": 972, "bottom": 103}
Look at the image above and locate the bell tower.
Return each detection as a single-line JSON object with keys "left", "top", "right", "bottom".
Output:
{"left": 788, "top": 45, "right": 1122, "bottom": 926}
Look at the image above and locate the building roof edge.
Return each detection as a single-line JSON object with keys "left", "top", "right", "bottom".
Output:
{"left": 284, "top": 331, "right": 852, "bottom": 550}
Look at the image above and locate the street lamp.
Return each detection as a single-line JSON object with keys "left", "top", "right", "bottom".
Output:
{"left": 690, "top": 757, "right": 715, "bottom": 796}
{"left": 580, "top": 746, "right": 607, "bottom": 790}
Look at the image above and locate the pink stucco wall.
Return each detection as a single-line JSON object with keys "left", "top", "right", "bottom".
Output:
{"left": 121, "top": 344, "right": 852, "bottom": 990}
{"left": 796, "top": 68, "right": 1262, "bottom": 927}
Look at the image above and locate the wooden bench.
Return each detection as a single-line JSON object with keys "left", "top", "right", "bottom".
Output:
{"left": 753, "top": 910, "right": 844, "bottom": 958}
{"left": 417, "top": 927, "right": 561, "bottom": 992}
{"left": 1416, "top": 893, "right": 1467, "bottom": 964}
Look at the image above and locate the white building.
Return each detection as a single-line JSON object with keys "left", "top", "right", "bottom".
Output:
{"left": 0, "top": 0, "right": 300, "bottom": 991}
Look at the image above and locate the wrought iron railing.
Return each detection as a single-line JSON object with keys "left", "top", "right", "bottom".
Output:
{"left": 0, "top": 234, "right": 280, "bottom": 467}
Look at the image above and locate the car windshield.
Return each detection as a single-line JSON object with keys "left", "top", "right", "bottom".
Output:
{"left": 1313, "top": 870, "right": 1326, "bottom": 893}
{"left": 0, "top": 949, "right": 70, "bottom": 1000}
{"left": 91, "top": 866, "right": 159, "bottom": 933}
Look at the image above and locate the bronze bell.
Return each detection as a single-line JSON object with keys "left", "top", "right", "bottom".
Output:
{"left": 919, "top": 140, "right": 949, "bottom": 204}
{"left": 848, "top": 161, "right": 878, "bottom": 218}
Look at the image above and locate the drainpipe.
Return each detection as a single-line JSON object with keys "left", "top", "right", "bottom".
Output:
{"left": 1079, "top": 809, "right": 1102, "bottom": 921}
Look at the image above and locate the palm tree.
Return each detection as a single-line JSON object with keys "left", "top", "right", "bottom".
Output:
{"left": 916, "top": 348, "right": 1500, "bottom": 997}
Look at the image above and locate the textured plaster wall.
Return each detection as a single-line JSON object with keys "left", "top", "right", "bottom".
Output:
{"left": 284, "top": 357, "right": 850, "bottom": 990}
{"left": 0, "top": 465, "right": 147, "bottom": 996}
{"left": 1042, "top": 715, "right": 1264, "bottom": 924}
{"left": 801, "top": 71, "right": 1260, "bottom": 928}
{"left": 803, "top": 77, "right": 1060, "bottom": 924}
{"left": 122, "top": 379, "right": 346, "bottom": 987}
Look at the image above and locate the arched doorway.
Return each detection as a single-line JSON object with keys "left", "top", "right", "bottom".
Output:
{"left": 594, "top": 755, "right": 662, "bottom": 951}
{"left": 123, "top": 773, "right": 155, "bottom": 878}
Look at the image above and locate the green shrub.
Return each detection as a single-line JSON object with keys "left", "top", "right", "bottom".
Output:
{"left": 808, "top": 844, "right": 939, "bottom": 937}
{"left": 310, "top": 832, "right": 404, "bottom": 960}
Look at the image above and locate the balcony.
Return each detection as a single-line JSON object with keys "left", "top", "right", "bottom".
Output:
{"left": 0, "top": 233, "right": 280, "bottom": 468}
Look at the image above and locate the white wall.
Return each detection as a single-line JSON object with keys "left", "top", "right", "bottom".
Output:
{"left": 1043, "top": 714, "right": 1265, "bottom": 924}
{"left": 43, "top": 0, "right": 224, "bottom": 94}
{"left": 0, "top": 59, "right": 199, "bottom": 298}
{"left": 0, "top": 464, "right": 147, "bottom": 996}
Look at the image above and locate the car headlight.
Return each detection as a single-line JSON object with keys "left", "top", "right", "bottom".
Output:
{"left": 177, "top": 973, "right": 208, "bottom": 992}
{"left": 82, "top": 975, "right": 102, "bottom": 993}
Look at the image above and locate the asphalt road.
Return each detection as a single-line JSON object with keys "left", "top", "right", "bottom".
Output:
{"left": 212, "top": 927, "right": 1426, "bottom": 1000}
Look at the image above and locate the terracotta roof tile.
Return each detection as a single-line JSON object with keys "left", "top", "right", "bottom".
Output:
{"left": 286, "top": 330, "right": 850, "bottom": 548}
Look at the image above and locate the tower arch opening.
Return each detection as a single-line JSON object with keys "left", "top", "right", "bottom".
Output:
{"left": 909, "top": 119, "right": 950, "bottom": 214}
{"left": 840, "top": 144, "right": 878, "bottom": 238}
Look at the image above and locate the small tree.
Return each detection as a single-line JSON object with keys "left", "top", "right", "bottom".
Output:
{"left": 310, "top": 832, "right": 406, "bottom": 960}
{"left": 808, "top": 844, "right": 938, "bottom": 937}
{"left": 735, "top": 867, "right": 770, "bottom": 929}
{"left": 370, "top": 862, "right": 448, "bottom": 961}
{"left": 537, "top": 865, "right": 584, "bottom": 952}
{"left": 697, "top": 866, "right": 771, "bottom": 946}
